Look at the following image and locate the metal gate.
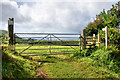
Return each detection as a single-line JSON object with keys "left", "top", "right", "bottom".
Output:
{"left": 14, "top": 33, "right": 81, "bottom": 56}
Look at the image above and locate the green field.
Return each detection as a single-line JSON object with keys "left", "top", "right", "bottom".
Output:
{"left": 15, "top": 44, "right": 81, "bottom": 56}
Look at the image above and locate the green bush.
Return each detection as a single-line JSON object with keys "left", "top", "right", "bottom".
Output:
{"left": 70, "top": 48, "right": 98, "bottom": 58}
{"left": 107, "top": 45, "right": 120, "bottom": 60}
{"left": 90, "top": 46, "right": 120, "bottom": 73}
{"left": 90, "top": 48, "right": 110, "bottom": 64}
{"left": 99, "top": 28, "right": 120, "bottom": 46}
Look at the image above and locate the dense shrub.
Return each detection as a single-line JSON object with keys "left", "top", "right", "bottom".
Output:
{"left": 90, "top": 45, "right": 120, "bottom": 73}
{"left": 71, "top": 44, "right": 120, "bottom": 73}
{"left": 85, "top": 1, "right": 120, "bottom": 37}
{"left": 99, "top": 28, "right": 120, "bottom": 46}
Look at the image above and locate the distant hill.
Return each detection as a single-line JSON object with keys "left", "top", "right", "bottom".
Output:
{"left": 0, "top": 30, "right": 8, "bottom": 36}
{"left": 0, "top": 30, "right": 8, "bottom": 38}
{"left": 0, "top": 30, "right": 36, "bottom": 43}
{"left": 0, "top": 30, "right": 19, "bottom": 39}
{"left": 0, "top": 30, "right": 8, "bottom": 34}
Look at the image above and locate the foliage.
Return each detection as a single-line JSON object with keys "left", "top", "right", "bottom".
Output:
{"left": 0, "top": 30, "right": 8, "bottom": 44}
{"left": 0, "top": 33, "right": 8, "bottom": 43}
{"left": 99, "top": 28, "right": 120, "bottom": 45}
{"left": 70, "top": 47, "right": 98, "bottom": 58}
{"left": 85, "top": 1, "right": 120, "bottom": 36}
{"left": 90, "top": 46, "right": 120, "bottom": 73}
{"left": 71, "top": 43, "right": 120, "bottom": 76}
{"left": 85, "top": 1, "right": 120, "bottom": 48}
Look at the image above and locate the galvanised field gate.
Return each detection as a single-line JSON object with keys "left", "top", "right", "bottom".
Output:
{"left": 14, "top": 33, "right": 81, "bottom": 56}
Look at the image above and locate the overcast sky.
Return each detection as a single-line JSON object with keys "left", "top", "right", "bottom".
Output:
{"left": 0, "top": 0, "right": 119, "bottom": 33}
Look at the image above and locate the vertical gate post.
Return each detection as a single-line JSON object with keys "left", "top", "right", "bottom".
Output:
{"left": 8, "top": 18, "right": 14, "bottom": 49}
{"left": 81, "top": 29, "right": 86, "bottom": 50}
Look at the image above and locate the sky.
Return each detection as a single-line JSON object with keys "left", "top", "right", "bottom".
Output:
{"left": 0, "top": 0, "right": 119, "bottom": 33}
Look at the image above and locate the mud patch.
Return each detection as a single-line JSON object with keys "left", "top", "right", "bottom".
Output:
{"left": 36, "top": 67, "right": 48, "bottom": 78}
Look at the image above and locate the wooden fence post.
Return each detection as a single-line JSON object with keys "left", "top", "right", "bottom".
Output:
{"left": 93, "top": 34, "right": 96, "bottom": 48}
{"left": 8, "top": 18, "right": 14, "bottom": 48}
{"left": 98, "top": 33, "right": 100, "bottom": 47}
{"left": 105, "top": 26, "right": 108, "bottom": 49}
{"left": 82, "top": 29, "right": 86, "bottom": 50}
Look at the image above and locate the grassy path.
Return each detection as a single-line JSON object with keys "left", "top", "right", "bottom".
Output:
{"left": 2, "top": 49, "right": 119, "bottom": 78}
{"left": 35, "top": 55, "right": 118, "bottom": 78}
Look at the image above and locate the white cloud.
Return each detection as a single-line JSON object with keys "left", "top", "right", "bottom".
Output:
{"left": 1, "top": 0, "right": 118, "bottom": 33}
{"left": 9, "top": 0, "right": 119, "bottom": 2}
{"left": 1, "top": 0, "right": 31, "bottom": 23}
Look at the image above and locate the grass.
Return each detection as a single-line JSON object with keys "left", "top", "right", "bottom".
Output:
{"left": 2, "top": 47, "right": 40, "bottom": 79}
{"left": 2, "top": 43, "right": 120, "bottom": 79}
{"left": 31, "top": 55, "right": 119, "bottom": 78}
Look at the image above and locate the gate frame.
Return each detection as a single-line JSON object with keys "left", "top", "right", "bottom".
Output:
{"left": 14, "top": 33, "right": 81, "bottom": 55}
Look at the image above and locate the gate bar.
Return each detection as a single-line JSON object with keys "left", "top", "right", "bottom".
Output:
{"left": 15, "top": 33, "right": 81, "bottom": 35}
{"left": 21, "top": 53, "right": 74, "bottom": 56}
